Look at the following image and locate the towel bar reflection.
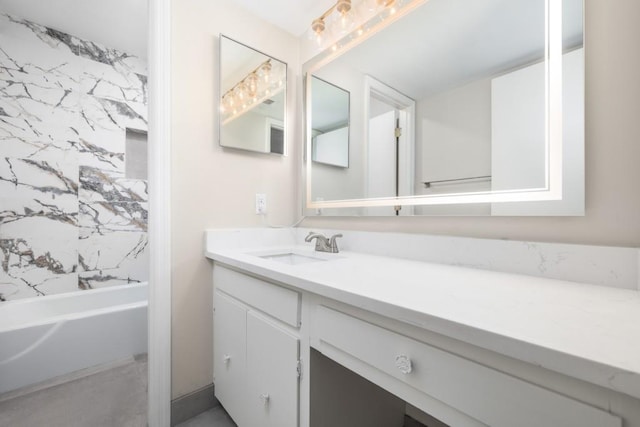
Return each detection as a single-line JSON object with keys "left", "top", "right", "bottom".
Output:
{"left": 423, "top": 175, "right": 492, "bottom": 188}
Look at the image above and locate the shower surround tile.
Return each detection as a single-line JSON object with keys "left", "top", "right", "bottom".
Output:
{"left": 0, "top": 212, "right": 77, "bottom": 302}
{"left": 79, "top": 166, "right": 147, "bottom": 203}
{"left": 0, "top": 272, "right": 79, "bottom": 301}
{"left": 78, "top": 231, "right": 148, "bottom": 289}
{"left": 79, "top": 201, "right": 147, "bottom": 237}
{"left": 79, "top": 55, "right": 147, "bottom": 104}
{"left": 79, "top": 95, "right": 147, "bottom": 134}
{"left": 0, "top": 157, "right": 78, "bottom": 201}
{"left": 78, "top": 201, "right": 148, "bottom": 288}
{"left": 0, "top": 80, "right": 80, "bottom": 127}
{"left": 0, "top": 116, "right": 79, "bottom": 162}
{"left": 0, "top": 13, "right": 147, "bottom": 301}
{"left": 78, "top": 129, "right": 126, "bottom": 173}
{"left": 0, "top": 197, "right": 78, "bottom": 229}
{"left": 0, "top": 34, "right": 80, "bottom": 91}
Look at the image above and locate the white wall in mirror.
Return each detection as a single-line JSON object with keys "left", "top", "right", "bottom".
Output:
{"left": 304, "top": 0, "right": 584, "bottom": 215}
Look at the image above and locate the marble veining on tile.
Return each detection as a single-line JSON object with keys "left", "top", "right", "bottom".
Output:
{"left": 0, "top": 13, "right": 147, "bottom": 301}
{"left": 79, "top": 166, "right": 147, "bottom": 203}
{"left": 0, "top": 157, "right": 78, "bottom": 200}
{"left": 0, "top": 197, "right": 78, "bottom": 227}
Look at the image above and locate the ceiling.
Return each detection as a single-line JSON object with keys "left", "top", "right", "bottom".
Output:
{"left": 227, "top": 0, "right": 335, "bottom": 37}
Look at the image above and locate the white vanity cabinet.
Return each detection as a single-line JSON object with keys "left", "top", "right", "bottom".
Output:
{"left": 208, "top": 247, "right": 640, "bottom": 427}
{"left": 213, "top": 265, "right": 301, "bottom": 427}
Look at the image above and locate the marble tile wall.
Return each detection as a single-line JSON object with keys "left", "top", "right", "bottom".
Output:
{"left": 0, "top": 14, "right": 148, "bottom": 301}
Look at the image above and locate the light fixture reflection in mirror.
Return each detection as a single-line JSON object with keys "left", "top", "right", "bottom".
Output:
{"left": 219, "top": 35, "right": 287, "bottom": 155}
{"left": 304, "top": 0, "right": 585, "bottom": 216}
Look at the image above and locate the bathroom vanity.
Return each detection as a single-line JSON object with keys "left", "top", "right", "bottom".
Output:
{"left": 205, "top": 229, "right": 640, "bottom": 427}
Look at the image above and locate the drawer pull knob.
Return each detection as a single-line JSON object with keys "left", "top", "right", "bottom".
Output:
{"left": 223, "top": 354, "right": 231, "bottom": 364}
{"left": 395, "top": 354, "right": 413, "bottom": 374}
{"left": 260, "top": 393, "right": 270, "bottom": 406}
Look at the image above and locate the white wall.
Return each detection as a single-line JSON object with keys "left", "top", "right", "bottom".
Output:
{"left": 418, "top": 78, "right": 492, "bottom": 184}
{"left": 301, "top": 0, "right": 640, "bottom": 248}
{"left": 171, "top": 0, "right": 299, "bottom": 399}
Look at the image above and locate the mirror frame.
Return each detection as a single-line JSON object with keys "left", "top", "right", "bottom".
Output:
{"left": 218, "top": 34, "right": 288, "bottom": 155}
{"left": 304, "top": 0, "right": 564, "bottom": 210}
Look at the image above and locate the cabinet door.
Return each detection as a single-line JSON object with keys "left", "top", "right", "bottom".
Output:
{"left": 213, "top": 291, "right": 247, "bottom": 426}
{"left": 247, "top": 311, "right": 300, "bottom": 427}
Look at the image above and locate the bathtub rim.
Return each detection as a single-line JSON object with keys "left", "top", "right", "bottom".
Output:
{"left": 0, "top": 282, "right": 148, "bottom": 333}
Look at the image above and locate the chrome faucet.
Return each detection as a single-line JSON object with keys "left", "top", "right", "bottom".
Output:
{"left": 305, "top": 231, "right": 343, "bottom": 253}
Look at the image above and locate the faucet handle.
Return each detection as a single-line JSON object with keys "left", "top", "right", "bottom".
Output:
{"left": 329, "top": 234, "right": 343, "bottom": 253}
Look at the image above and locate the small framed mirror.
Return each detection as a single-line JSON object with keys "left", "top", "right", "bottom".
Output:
{"left": 311, "top": 76, "right": 350, "bottom": 168}
{"left": 219, "top": 35, "right": 287, "bottom": 154}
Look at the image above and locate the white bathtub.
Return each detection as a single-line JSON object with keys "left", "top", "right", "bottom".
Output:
{"left": 0, "top": 283, "right": 148, "bottom": 394}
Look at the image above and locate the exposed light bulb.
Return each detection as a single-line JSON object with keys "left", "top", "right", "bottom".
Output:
{"left": 247, "top": 74, "right": 258, "bottom": 97}
{"left": 311, "top": 17, "right": 326, "bottom": 47}
{"left": 337, "top": 3, "right": 355, "bottom": 34}
{"left": 261, "top": 62, "right": 272, "bottom": 83}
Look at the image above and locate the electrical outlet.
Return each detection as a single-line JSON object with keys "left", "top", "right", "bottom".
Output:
{"left": 255, "top": 193, "right": 267, "bottom": 215}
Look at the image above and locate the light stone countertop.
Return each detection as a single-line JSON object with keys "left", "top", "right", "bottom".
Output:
{"left": 205, "top": 245, "right": 640, "bottom": 401}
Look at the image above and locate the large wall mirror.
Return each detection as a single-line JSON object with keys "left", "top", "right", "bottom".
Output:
{"left": 219, "top": 35, "right": 287, "bottom": 154}
{"left": 304, "top": 0, "right": 584, "bottom": 216}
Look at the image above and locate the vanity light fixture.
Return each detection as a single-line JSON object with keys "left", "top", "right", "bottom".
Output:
{"left": 221, "top": 59, "right": 285, "bottom": 125}
{"left": 310, "top": 0, "right": 357, "bottom": 47}
{"left": 308, "top": 0, "right": 424, "bottom": 54}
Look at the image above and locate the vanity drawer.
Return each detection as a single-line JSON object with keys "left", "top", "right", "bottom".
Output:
{"left": 315, "top": 306, "right": 620, "bottom": 427}
{"left": 214, "top": 265, "right": 300, "bottom": 327}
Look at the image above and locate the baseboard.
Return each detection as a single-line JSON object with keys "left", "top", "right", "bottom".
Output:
{"left": 170, "top": 383, "right": 219, "bottom": 426}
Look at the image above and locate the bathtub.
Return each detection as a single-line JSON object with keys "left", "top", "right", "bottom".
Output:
{"left": 0, "top": 283, "right": 147, "bottom": 394}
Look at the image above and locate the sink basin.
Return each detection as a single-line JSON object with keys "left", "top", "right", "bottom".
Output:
{"left": 258, "top": 252, "right": 327, "bottom": 265}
